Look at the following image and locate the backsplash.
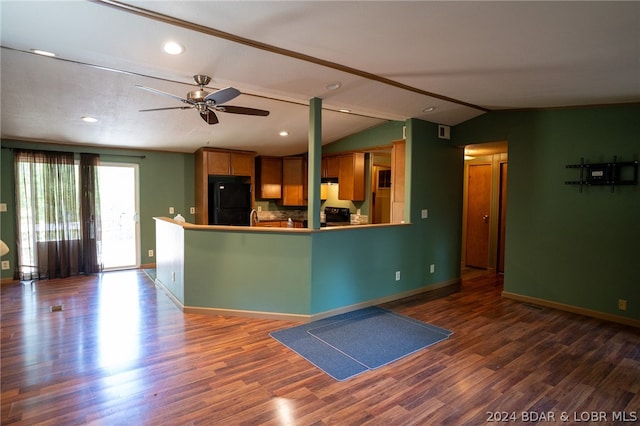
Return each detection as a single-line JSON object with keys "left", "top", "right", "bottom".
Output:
{"left": 257, "top": 209, "right": 307, "bottom": 221}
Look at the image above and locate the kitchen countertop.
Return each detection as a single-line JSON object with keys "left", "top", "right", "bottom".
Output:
{"left": 155, "top": 217, "right": 405, "bottom": 232}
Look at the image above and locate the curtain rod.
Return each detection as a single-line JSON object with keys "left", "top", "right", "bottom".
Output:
{"left": 1, "top": 146, "right": 145, "bottom": 159}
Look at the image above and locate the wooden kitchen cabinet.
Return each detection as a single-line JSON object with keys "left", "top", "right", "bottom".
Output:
{"left": 194, "top": 148, "right": 255, "bottom": 224}
{"left": 281, "top": 156, "right": 307, "bottom": 206}
{"left": 256, "top": 156, "right": 282, "bottom": 199}
{"left": 322, "top": 155, "right": 340, "bottom": 178}
{"left": 338, "top": 152, "right": 365, "bottom": 201}
{"left": 390, "top": 140, "right": 405, "bottom": 224}
{"left": 206, "top": 150, "right": 253, "bottom": 176}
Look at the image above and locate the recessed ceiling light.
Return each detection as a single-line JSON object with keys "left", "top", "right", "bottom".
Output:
{"left": 339, "top": 109, "right": 352, "bottom": 113}
{"left": 32, "top": 49, "right": 56, "bottom": 57}
{"left": 162, "top": 41, "right": 184, "bottom": 55}
{"left": 279, "top": 131, "right": 289, "bottom": 137}
{"left": 422, "top": 106, "right": 436, "bottom": 113}
{"left": 326, "top": 82, "right": 342, "bottom": 91}
{"left": 81, "top": 116, "right": 98, "bottom": 123}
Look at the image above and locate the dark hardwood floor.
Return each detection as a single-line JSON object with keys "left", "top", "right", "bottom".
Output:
{"left": 2, "top": 270, "right": 638, "bottom": 425}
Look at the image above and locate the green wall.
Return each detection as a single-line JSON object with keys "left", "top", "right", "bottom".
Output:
{"left": 454, "top": 105, "right": 640, "bottom": 320}
{"left": 184, "top": 229, "right": 312, "bottom": 314}
{"left": 308, "top": 118, "right": 464, "bottom": 314}
{"left": 322, "top": 121, "right": 405, "bottom": 155}
{"left": 0, "top": 140, "right": 194, "bottom": 279}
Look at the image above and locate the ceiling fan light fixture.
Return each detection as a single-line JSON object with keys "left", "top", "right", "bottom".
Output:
{"left": 81, "top": 116, "right": 98, "bottom": 123}
{"left": 326, "top": 82, "right": 342, "bottom": 91}
{"left": 32, "top": 49, "right": 56, "bottom": 57}
{"left": 162, "top": 41, "right": 184, "bottom": 55}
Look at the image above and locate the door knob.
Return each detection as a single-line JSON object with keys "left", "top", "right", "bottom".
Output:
{"left": 483, "top": 214, "right": 489, "bottom": 223}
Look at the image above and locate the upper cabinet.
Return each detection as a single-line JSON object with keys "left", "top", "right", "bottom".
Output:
{"left": 281, "top": 156, "right": 307, "bottom": 206}
{"left": 390, "top": 140, "right": 405, "bottom": 224}
{"left": 194, "top": 148, "right": 255, "bottom": 224}
{"left": 206, "top": 150, "right": 254, "bottom": 176}
{"left": 338, "top": 152, "right": 365, "bottom": 201}
{"left": 322, "top": 155, "right": 340, "bottom": 178}
{"left": 256, "top": 156, "right": 283, "bottom": 199}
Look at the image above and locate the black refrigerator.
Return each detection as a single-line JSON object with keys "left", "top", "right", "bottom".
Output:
{"left": 209, "top": 181, "right": 252, "bottom": 226}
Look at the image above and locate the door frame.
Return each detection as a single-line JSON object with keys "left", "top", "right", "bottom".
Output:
{"left": 98, "top": 162, "right": 140, "bottom": 270}
{"left": 461, "top": 143, "right": 508, "bottom": 272}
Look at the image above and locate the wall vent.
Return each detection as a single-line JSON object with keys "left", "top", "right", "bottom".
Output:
{"left": 438, "top": 125, "right": 451, "bottom": 140}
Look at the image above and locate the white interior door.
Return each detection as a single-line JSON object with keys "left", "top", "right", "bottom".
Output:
{"left": 98, "top": 163, "right": 139, "bottom": 270}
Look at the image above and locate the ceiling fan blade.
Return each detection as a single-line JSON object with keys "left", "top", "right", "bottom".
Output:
{"left": 217, "top": 105, "right": 270, "bottom": 116}
{"left": 135, "top": 85, "right": 190, "bottom": 104}
{"left": 204, "top": 87, "right": 241, "bottom": 105}
{"left": 200, "top": 110, "right": 219, "bottom": 125}
{"left": 139, "top": 106, "right": 193, "bottom": 112}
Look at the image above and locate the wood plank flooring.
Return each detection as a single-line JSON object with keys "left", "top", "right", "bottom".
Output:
{"left": 2, "top": 270, "right": 638, "bottom": 425}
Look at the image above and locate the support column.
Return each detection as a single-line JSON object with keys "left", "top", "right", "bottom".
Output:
{"left": 307, "top": 97, "right": 322, "bottom": 229}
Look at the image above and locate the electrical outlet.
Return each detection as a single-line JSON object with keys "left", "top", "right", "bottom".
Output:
{"left": 0, "top": 203, "right": 7, "bottom": 212}
{"left": 395, "top": 271, "right": 401, "bottom": 281}
{"left": 1, "top": 260, "right": 10, "bottom": 270}
{"left": 430, "top": 264, "right": 435, "bottom": 274}
{"left": 169, "top": 207, "right": 175, "bottom": 214}
{"left": 618, "top": 299, "right": 627, "bottom": 311}
{"left": 189, "top": 207, "right": 195, "bottom": 214}
{"left": 421, "top": 209, "right": 429, "bottom": 219}
{"left": 148, "top": 249, "right": 154, "bottom": 257}
{"left": 257, "top": 206, "right": 262, "bottom": 212}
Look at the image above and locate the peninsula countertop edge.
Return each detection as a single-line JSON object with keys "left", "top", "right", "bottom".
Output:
{"left": 153, "top": 217, "right": 410, "bottom": 232}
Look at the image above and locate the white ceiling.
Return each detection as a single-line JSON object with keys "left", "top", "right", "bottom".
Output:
{"left": 1, "top": 1, "right": 639, "bottom": 156}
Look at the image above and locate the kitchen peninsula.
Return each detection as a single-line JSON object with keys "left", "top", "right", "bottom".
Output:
{"left": 154, "top": 117, "right": 464, "bottom": 322}
{"left": 153, "top": 216, "right": 451, "bottom": 322}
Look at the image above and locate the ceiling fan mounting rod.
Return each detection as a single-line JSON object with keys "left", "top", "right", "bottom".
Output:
{"left": 193, "top": 74, "right": 211, "bottom": 89}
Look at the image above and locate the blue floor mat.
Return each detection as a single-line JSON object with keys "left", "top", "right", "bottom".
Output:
{"left": 270, "top": 307, "right": 452, "bottom": 381}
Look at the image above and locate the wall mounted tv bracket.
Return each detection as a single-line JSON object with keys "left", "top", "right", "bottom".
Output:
{"left": 565, "top": 156, "right": 638, "bottom": 193}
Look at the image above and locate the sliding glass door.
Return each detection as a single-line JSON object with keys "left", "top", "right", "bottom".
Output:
{"left": 98, "top": 163, "right": 139, "bottom": 270}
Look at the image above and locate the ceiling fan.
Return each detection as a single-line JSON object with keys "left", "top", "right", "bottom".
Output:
{"left": 136, "top": 75, "right": 269, "bottom": 125}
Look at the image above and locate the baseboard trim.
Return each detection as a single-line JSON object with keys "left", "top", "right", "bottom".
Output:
{"left": 184, "top": 306, "right": 310, "bottom": 322}
{"left": 307, "top": 278, "right": 462, "bottom": 322}
{"left": 165, "top": 277, "right": 461, "bottom": 323}
{"left": 502, "top": 291, "right": 640, "bottom": 328}
{"left": 1, "top": 277, "right": 18, "bottom": 286}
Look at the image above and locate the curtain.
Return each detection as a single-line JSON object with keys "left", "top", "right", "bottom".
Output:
{"left": 14, "top": 149, "right": 102, "bottom": 279}
{"left": 79, "top": 153, "right": 103, "bottom": 274}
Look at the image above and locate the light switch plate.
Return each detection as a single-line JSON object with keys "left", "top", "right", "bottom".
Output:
{"left": 0, "top": 203, "right": 7, "bottom": 212}
{"left": 421, "top": 209, "right": 428, "bottom": 219}
{"left": 1, "top": 261, "right": 10, "bottom": 270}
